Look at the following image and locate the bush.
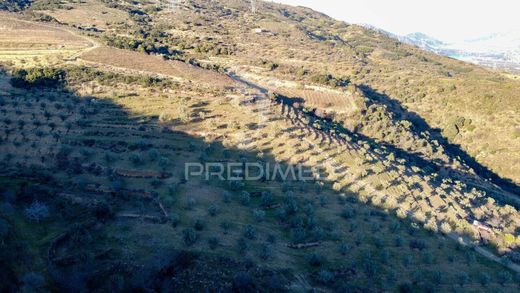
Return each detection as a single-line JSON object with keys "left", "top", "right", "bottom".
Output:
{"left": 409, "top": 239, "right": 427, "bottom": 250}
{"left": 236, "top": 238, "right": 249, "bottom": 255}
{"left": 170, "top": 213, "right": 180, "bottom": 227}
{"left": 208, "top": 203, "right": 219, "bottom": 217}
{"left": 316, "top": 269, "right": 334, "bottom": 284}
{"left": 11, "top": 68, "right": 65, "bottom": 88}
{"left": 341, "top": 207, "right": 356, "bottom": 219}
{"left": 258, "top": 244, "right": 272, "bottom": 260}
{"left": 182, "top": 228, "right": 197, "bottom": 246}
{"left": 220, "top": 221, "right": 231, "bottom": 234}
{"left": 253, "top": 209, "right": 266, "bottom": 222}
{"left": 339, "top": 241, "right": 350, "bottom": 255}
{"left": 307, "top": 253, "right": 324, "bottom": 267}
{"left": 222, "top": 191, "right": 232, "bottom": 203}
{"left": 208, "top": 236, "right": 219, "bottom": 250}
{"left": 456, "top": 272, "right": 469, "bottom": 286}
{"left": 239, "top": 191, "right": 251, "bottom": 206}
{"left": 497, "top": 271, "right": 512, "bottom": 285}
{"left": 24, "top": 201, "right": 49, "bottom": 223}
{"left": 129, "top": 153, "right": 142, "bottom": 166}
{"left": 0, "top": 219, "right": 10, "bottom": 239}
{"left": 244, "top": 225, "right": 256, "bottom": 240}
{"left": 148, "top": 149, "right": 160, "bottom": 161}
{"left": 260, "top": 191, "right": 273, "bottom": 206}
{"left": 232, "top": 272, "right": 255, "bottom": 292}
{"left": 477, "top": 272, "right": 490, "bottom": 286}
{"left": 194, "top": 219, "right": 205, "bottom": 231}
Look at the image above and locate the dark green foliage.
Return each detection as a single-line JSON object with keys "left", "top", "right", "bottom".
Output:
{"left": 236, "top": 237, "right": 249, "bottom": 255}
{"left": 194, "top": 219, "right": 205, "bottom": 231}
{"left": 24, "top": 201, "right": 49, "bottom": 223}
{"left": 260, "top": 191, "right": 272, "bottom": 206}
{"left": 0, "top": 0, "right": 31, "bottom": 11}
{"left": 311, "top": 73, "right": 349, "bottom": 87}
{"left": 220, "top": 221, "right": 232, "bottom": 234}
{"left": 232, "top": 271, "right": 255, "bottom": 292}
{"left": 222, "top": 191, "right": 232, "bottom": 203}
{"left": 253, "top": 209, "right": 265, "bottom": 222}
{"left": 11, "top": 68, "right": 65, "bottom": 88}
{"left": 0, "top": 219, "right": 10, "bottom": 239}
{"left": 208, "top": 203, "right": 219, "bottom": 217}
{"left": 341, "top": 207, "right": 356, "bottom": 219}
{"left": 258, "top": 244, "right": 272, "bottom": 260}
{"left": 208, "top": 236, "right": 219, "bottom": 250}
{"left": 409, "top": 239, "right": 427, "bottom": 250}
{"left": 497, "top": 271, "right": 512, "bottom": 285}
{"left": 307, "top": 253, "right": 324, "bottom": 267}
{"left": 182, "top": 228, "right": 197, "bottom": 246}
{"left": 170, "top": 213, "right": 180, "bottom": 227}
{"left": 244, "top": 224, "right": 256, "bottom": 240}
{"left": 477, "top": 272, "right": 490, "bottom": 286}
{"left": 239, "top": 191, "right": 251, "bottom": 206}
{"left": 316, "top": 269, "right": 334, "bottom": 284}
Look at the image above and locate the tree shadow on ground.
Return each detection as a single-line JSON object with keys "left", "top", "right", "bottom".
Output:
{"left": 0, "top": 67, "right": 518, "bottom": 291}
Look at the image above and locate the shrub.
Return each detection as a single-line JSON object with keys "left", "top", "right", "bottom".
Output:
{"left": 258, "top": 244, "right": 272, "bottom": 260}
{"left": 307, "top": 253, "right": 324, "bottom": 267}
{"left": 208, "top": 236, "right": 219, "bottom": 250}
{"left": 260, "top": 191, "right": 272, "bottom": 206}
{"left": 253, "top": 209, "right": 266, "bottom": 222}
{"left": 316, "top": 269, "right": 334, "bottom": 284}
{"left": 339, "top": 241, "right": 350, "bottom": 255}
{"left": 194, "top": 219, "right": 205, "bottom": 231}
{"left": 148, "top": 149, "right": 160, "bottom": 161}
{"left": 409, "top": 239, "right": 427, "bottom": 250}
{"left": 236, "top": 238, "right": 249, "bottom": 255}
{"left": 497, "top": 271, "right": 512, "bottom": 285}
{"left": 220, "top": 221, "right": 232, "bottom": 234}
{"left": 341, "top": 207, "right": 355, "bottom": 219}
{"left": 477, "top": 272, "right": 490, "bottom": 286}
{"left": 11, "top": 68, "right": 65, "bottom": 88}
{"left": 456, "top": 272, "right": 469, "bottom": 286}
{"left": 185, "top": 198, "right": 196, "bottom": 210}
{"left": 21, "top": 272, "right": 45, "bottom": 291}
{"left": 239, "top": 191, "right": 251, "bottom": 206}
{"left": 24, "top": 201, "right": 49, "bottom": 223}
{"left": 170, "top": 213, "right": 180, "bottom": 227}
{"left": 129, "top": 153, "right": 142, "bottom": 166}
{"left": 158, "top": 156, "right": 170, "bottom": 170}
{"left": 182, "top": 228, "right": 197, "bottom": 246}
{"left": 232, "top": 272, "right": 255, "bottom": 292}
{"left": 0, "top": 219, "right": 10, "bottom": 239}
{"left": 222, "top": 191, "right": 232, "bottom": 203}
{"left": 244, "top": 225, "right": 256, "bottom": 240}
{"left": 208, "top": 203, "right": 219, "bottom": 217}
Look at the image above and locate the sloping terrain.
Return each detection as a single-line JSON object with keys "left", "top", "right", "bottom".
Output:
{"left": 0, "top": 0, "right": 519, "bottom": 292}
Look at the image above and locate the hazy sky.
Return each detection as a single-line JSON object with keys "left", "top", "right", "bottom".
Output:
{"left": 274, "top": 0, "right": 520, "bottom": 42}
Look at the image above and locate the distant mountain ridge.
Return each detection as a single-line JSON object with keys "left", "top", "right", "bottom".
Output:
{"left": 361, "top": 24, "right": 520, "bottom": 73}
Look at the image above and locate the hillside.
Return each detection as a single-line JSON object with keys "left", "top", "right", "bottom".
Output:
{"left": 0, "top": 0, "right": 519, "bottom": 292}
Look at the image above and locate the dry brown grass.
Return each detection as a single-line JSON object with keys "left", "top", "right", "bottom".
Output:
{"left": 0, "top": 14, "right": 90, "bottom": 49}
{"left": 36, "top": 0, "right": 131, "bottom": 30}
{"left": 80, "top": 46, "right": 236, "bottom": 89}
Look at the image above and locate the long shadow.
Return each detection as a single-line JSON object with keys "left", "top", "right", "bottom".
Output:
{"left": 1, "top": 67, "right": 519, "bottom": 291}
{"left": 358, "top": 84, "right": 520, "bottom": 196}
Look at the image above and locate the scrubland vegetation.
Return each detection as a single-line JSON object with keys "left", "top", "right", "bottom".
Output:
{"left": 0, "top": 0, "right": 519, "bottom": 291}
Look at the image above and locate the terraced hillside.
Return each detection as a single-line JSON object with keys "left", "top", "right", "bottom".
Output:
{"left": 0, "top": 0, "right": 519, "bottom": 292}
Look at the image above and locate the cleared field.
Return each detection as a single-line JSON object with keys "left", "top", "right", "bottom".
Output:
{"left": 37, "top": 0, "right": 131, "bottom": 30}
{"left": 274, "top": 87, "right": 356, "bottom": 114}
{"left": 0, "top": 15, "right": 90, "bottom": 49}
{"left": 80, "top": 46, "right": 236, "bottom": 88}
{"left": 0, "top": 14, "right": 92, "bottom": 66}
